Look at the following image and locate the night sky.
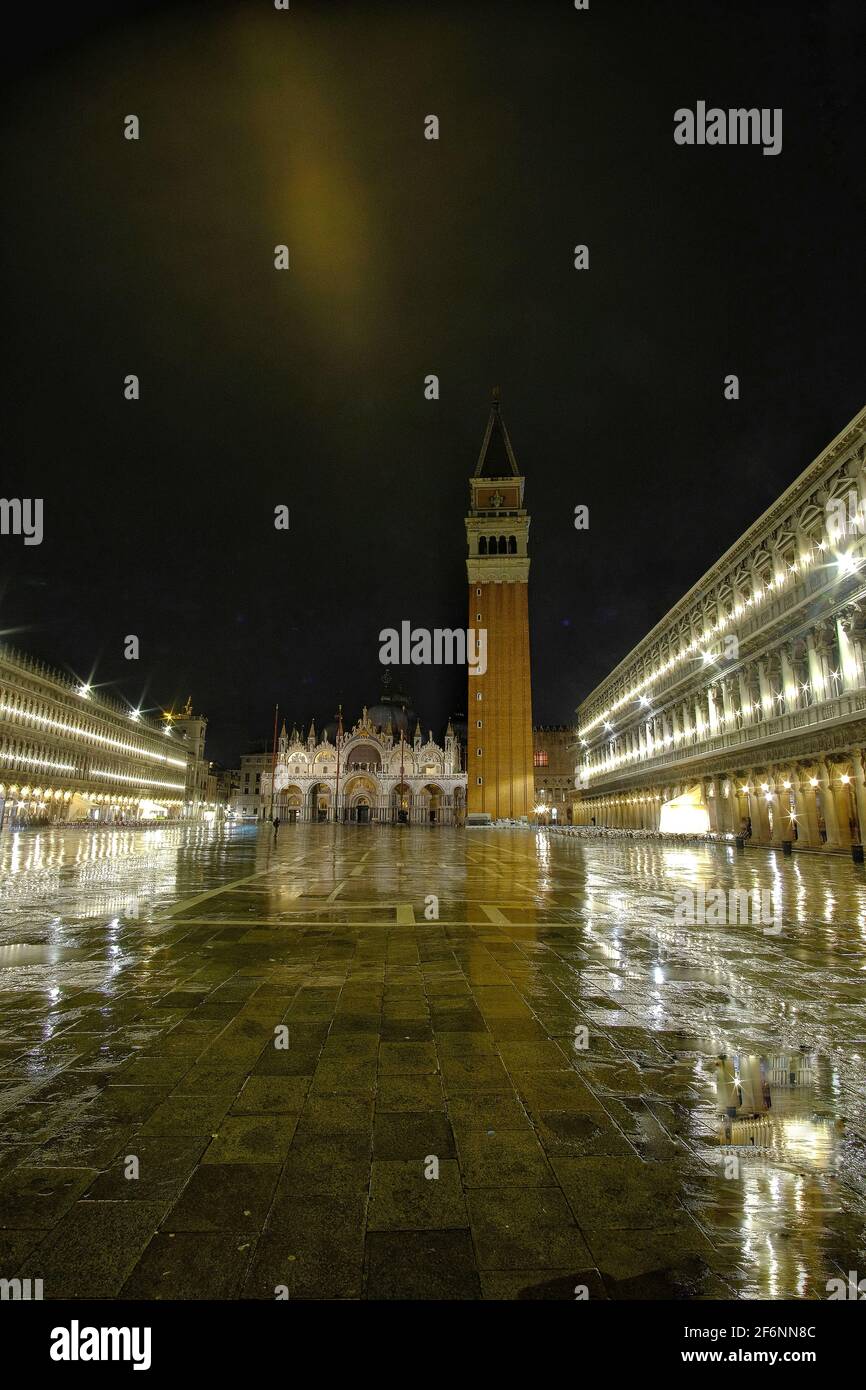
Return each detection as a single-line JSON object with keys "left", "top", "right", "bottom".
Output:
{"left": 2, "top": 0, "right": 864, "bottom": 765}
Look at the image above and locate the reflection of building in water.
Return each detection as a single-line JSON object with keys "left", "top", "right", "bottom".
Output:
{"left": 727, "top": 1113, "right": 775, "bottom": 1148}
{"left": 722, "top": 1114, "right": 840, "bottom": 1173}
{"left": 714, "top": 1051, "right": 844, "bottom": 1171}
{"left": 767, "top": 1050, "right": 816, "bottom": 1089}
{"left": 715, "top": 1054, "right": 772, "bottom": 1134}
{"left": 574, "top": 407, "right": 866, "bottom": 850}
{"left": 716, "top": 1050, "right": 817, "bottom": 1121}
{"left": 257, "top": 688, "right": 466, "bottom": 826}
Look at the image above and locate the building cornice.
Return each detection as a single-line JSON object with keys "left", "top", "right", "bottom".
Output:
{"left": 467, "top": 558, "right": 530, "bottom": 583}
{"left": 578, "top": 405, "right": 866, "bottom": 718}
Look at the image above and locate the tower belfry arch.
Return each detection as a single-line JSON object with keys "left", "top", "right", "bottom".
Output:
{"left": 465, "top": 390, "right": 534, "bottom": 822}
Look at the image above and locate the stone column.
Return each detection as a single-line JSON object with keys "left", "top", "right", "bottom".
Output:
{"left": 832, "top": 768, "right": 854, "bottom": 848}
{"left": 716, "top": 778, "right": 733, "bottom": 834}
{"left": 707, "top": 686, "right": 720, "bottom": 735}
{"left": 751, "top": 780, "right": 772, "bottom": 844}
{"left": 806, "top": 630, "right": 826, "bottom": 702}
{"left": 850, "top": 752, "right": 866, "bottom": 845}
{"left": 757, "top": 660, "right": 773, "bottom": 720}
{"left": 794, "top": 768, "right": 821, "bottom": 847}
{"left": 763, "top": 773, "right": 783, "bottom": 844}
{"left": 693, "top": 694, "right": 706, "bottom": 741}
{"left": 817, "top": 761, "right": 840, "bottom": 846}
{"left": 775, "top": 769, "right": 796, "bottom": 843}
{"left": 743, "top": 771, "right": 761, "bottom": 841}
{"left": 780, "top": 647, "right": 798, "bottom": 711}
{"left": 837, "top": 617, "right": 864, "bottom": 692}
{"left": 738, "top": 670, "right": 753, "bottom": 725}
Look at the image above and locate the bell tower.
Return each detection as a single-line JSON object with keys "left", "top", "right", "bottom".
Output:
{"left": 465, "top": 390, "right": 534, "bottom": 823}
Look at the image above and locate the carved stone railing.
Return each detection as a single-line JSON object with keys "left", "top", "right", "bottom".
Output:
{"left": 582, "top": 687, "right": 866, "bottom": 791}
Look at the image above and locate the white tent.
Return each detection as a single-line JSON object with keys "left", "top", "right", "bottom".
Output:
{"left": 658, "top": 785, "right": 710, "bottom": 835}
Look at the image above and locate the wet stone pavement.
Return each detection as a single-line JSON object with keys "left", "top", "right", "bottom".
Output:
{"left": 1, "top": 822, "right": 865, "bottom": 1300}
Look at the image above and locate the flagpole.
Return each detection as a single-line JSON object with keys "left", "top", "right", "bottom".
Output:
{"left": 269, "top": 703, "right": 279, "bottom": 822}
{"left": 333, "top": 704, "right": 343, "bottom": 824}
{"left": 399, "top": 711, "right": 406, "bottom": 825}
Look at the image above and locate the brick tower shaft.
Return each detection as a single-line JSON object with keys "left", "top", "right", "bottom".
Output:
{"left": 465, "top": 391, "right": 534, "bottom": 822}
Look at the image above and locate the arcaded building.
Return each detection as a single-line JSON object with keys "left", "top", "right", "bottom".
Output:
{"left": 0, "top": 644, "right": 209, "bottom": 825}
{"left": 575, "top": 405, "right": 866, "bottom": 849}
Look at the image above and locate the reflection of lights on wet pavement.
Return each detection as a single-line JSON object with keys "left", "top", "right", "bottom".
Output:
{"left": 0, "top": 822, "right": 864, "bottom": 1298}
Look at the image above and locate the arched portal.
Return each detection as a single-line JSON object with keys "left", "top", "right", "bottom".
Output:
{"left": 391, "top": 781, "right": 411, "bottom": 825}
{"left": 308, "top": 782, "right": 331, "bottom": 822}
{"left": 276, "top": 784, "right": 303, "bottom": 824}
{"left": 343, "top": 775, "right": 378, "bottom": 824}
{"left": 416, "top": 782, "right": 447, "bottom": 824}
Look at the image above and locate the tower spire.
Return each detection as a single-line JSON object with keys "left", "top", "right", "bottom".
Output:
{"left": 474, "top": 387, "right": 520, "bottom": 477}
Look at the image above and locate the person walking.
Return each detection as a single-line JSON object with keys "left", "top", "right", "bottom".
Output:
{"left": 272, "top": 815, "right": 280, "bottom": 840}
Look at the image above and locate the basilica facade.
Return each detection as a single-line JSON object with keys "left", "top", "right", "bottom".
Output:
{"left": 261, "top": 701, "right": 466, "bottom": 826}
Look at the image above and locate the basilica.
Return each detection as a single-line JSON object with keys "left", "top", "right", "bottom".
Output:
{"left": 253, "top": 391, "right": 536, "bottom": 830}
{"left": 261, "top": 685, "right": 466, "bottom": 826}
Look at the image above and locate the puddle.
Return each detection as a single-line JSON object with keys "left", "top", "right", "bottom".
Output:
{"left": 710, "top": 1049, "right": 866, "bottom": 1185}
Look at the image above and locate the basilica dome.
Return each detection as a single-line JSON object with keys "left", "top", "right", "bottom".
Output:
{"left": 368, "top": 702, "right": 412, "bottom": 735}
{"left": 367, "top": 672, "right": 416, "bottom": 736}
